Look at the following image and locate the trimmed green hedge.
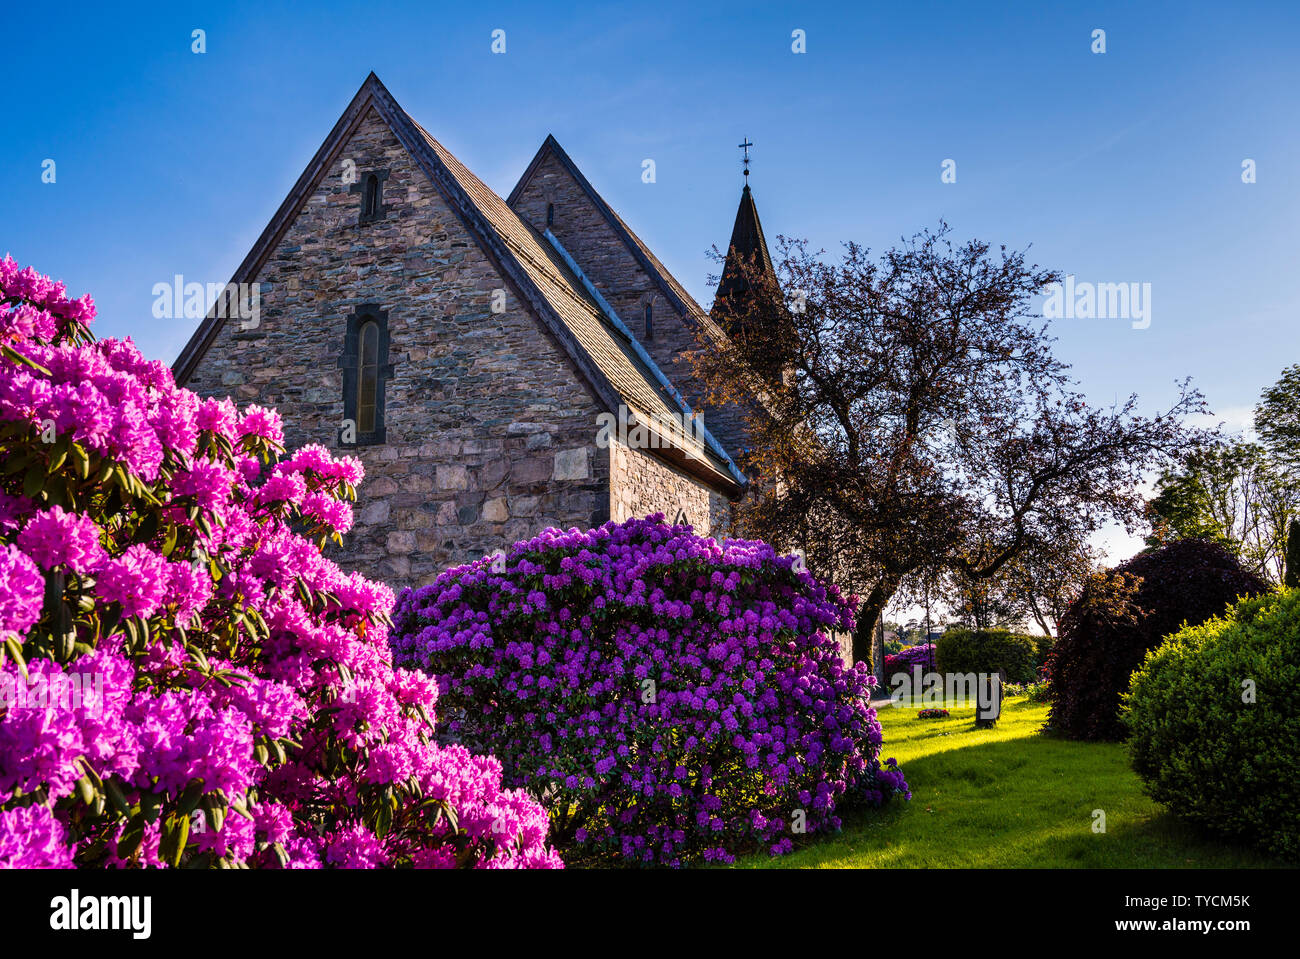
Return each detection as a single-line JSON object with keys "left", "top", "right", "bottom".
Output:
{"left": 1123, "top": 588, "right": 1300, "bottom": 861}
{"left": 936, "top": 629, "right": 1039, "bottom": 684}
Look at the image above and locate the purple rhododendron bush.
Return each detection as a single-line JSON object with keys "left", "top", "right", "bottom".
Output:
{"left": 391, "top": 517, "right": 909, "bottom": 867}
{"left": 0, "top": 257, "right": 560, "bottom": 869}
{"left": 883, "top": 643, "right": 935, "bottom": 679}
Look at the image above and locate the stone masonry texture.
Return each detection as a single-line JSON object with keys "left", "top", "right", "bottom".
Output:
{"left": 183, "top": 108, "right": 736, "bottom": 589}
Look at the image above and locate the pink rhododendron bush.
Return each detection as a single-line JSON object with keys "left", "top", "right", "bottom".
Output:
{"left": 0, "top": 257, "right": 560, "bottom": 869}
{"left": 391, "top": 517, "right": 910, "bottom": 867}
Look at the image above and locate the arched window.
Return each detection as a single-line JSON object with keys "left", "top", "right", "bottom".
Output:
{"left": 546, "top": 202, "right": 555, "bottom": 226}
{"left": 644, "top": 301, "right": 654, "bottom": 340}
{"left": 357, "top": 318, "right": 379, "bottom": 434}
{"left": 361, "top": 174, "right": 380, "bottom": 221}
{"left": 338, "top": 305, "right": 392, "bottom": 445}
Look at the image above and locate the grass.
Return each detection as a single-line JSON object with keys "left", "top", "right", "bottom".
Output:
{"left": 734, "top": 695, "right": 1282, "bottom": 868}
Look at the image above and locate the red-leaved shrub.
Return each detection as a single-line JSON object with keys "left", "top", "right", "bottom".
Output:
{"left": 1046, "top": 538, "right": 1267, "bottom": 740}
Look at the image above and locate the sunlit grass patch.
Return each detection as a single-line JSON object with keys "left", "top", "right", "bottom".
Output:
{"left": 732, "top": 696, "right": 1282, "bottom": 869}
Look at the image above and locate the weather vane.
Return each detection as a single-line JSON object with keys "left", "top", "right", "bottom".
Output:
{"left": 739, "top": 137, "right": 753, "bottom": 182}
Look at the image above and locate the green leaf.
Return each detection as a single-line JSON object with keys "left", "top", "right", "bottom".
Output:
{"left": 136, "top": 511, "right": 159, "bottom": 544}
{"left": 178, "top": 779, "right": 206, "bottom": 817}
{"left": 69, "top": 442, "right": 90, "bottom": 480}
{"left": 1, "top": 344, "right": 52, "bottom": 375}
{"left": 55, "top": 626, "right": 75, "bottom": 662}
{"left": 22, "top": 465, "right": 45, "bottom": 499}
{"left": 159, "top": 814, "right": 190, "bottom": 868}
{"left": 75, "top": 775, "right": 95, "bottom": 806}
{"left": 47, "top": 444, "right": 68, "bottom": 474}
{"left": 3, "top": 635, "right": 26, "bottom": 681}
{"left": 117, "top": 815, "right": 146, "bottom": 861}
{"left": 105, "top": 779, "right": 131, "bottom": 817}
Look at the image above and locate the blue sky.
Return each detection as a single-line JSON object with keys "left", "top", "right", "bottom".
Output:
{"left": 5, "top": 0, "right": 1299, "bottom": 566}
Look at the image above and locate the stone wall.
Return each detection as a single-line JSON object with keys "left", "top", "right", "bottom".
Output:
{"left": 184, "top": 107, "right": 609, "bottom": 588}
{"left": 609, "top": 438, "right": 732, "bottom": 539}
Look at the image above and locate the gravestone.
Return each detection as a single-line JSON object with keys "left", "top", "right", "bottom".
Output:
{"left": 975, "top": 670, "right": 1004, "bottom": 728}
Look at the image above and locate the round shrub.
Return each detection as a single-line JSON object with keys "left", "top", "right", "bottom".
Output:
{"left": 935, "top": 629, "right": 1037, "bottom": 684}
{"left": 0, "top": 257, "right": 560, "bottom": 869}
{"left": 390, "top": 517, "right": 910, "bottom": 867}
{"left": 1046, "top": 538, "right": 1268, "bottom": 741}
{"left": 1124, "top": 588, "right": 1300, "bottom": 860}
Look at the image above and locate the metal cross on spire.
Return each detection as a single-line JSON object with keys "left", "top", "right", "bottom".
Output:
{"left": 738, "top": 137, "right": 753, "bottom": 182}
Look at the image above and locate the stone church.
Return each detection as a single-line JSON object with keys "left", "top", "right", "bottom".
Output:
{"left": 173, "top": 73, "right": 779, "bottom": 589}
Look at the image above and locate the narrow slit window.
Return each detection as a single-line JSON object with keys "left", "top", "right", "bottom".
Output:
{"left": 362, "top": 174, "right": 381, "bottom": 221}
{"left": 644, "top": 302, "right": 653, "bottom": 340}
{"left": 546, "top": 202, "right": 555, "bottom": 226}
{"left": 357, "top": 319, "right": 379, "bottom": 434}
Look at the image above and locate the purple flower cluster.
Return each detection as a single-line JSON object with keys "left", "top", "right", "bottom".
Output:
{"left": 0, "top": 257, "right": 560, "bottom": 869}
{"left": 884, "top": 643, "right": 936, "bottom": 677}
{"left": 391, "top": 517, "right": 909, "bottom": 867}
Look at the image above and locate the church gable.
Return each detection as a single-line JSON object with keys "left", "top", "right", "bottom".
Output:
{"left": 178, "top": 97, "right": 612, "bottom": 585}
{"left": 174, "top": 74, "right": 743, "bottom": 589}
{"left": 509, "top": 137, "right": 751, "bottom": 462}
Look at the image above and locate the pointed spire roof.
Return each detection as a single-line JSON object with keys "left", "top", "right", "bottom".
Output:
{"left": 713, "top": 184, "right": 778, "bottom": 320}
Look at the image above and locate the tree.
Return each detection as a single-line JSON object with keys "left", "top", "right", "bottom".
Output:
{"left": 1000, "top": 536, "right": 1099, "bottom": 637}
{"left": 691, "top": 224, "right": 1208, "bottom": 666}
{"left": 1146, "top": 439, "right": 1297, "bottom": 582}
{"left": 1047, "top": 539, "right": 1268, "bottom": 740}
{"left": 941, "top": 565, "right": 1023, "bottom": 632}
{"left": 1256, "top": 363, "right": 1300, "bottom": 477}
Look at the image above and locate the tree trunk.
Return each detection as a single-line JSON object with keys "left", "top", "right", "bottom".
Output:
{"left": 853, "top": 576, "right": 899, "bottom": 686}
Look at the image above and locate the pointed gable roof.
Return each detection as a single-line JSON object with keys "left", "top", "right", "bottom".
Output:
{"left": 508, "top": 135, "right": 720, "bottom": 333}
{"left": 714, "top": 184, "right": 776, "bottom": 305}
{"left": 172, "top": 74, "right": 744, "bottom": 495}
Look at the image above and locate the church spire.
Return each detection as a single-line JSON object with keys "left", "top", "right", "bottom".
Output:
{"left": 713, "top": 139, "right": 778, "bottom": 326}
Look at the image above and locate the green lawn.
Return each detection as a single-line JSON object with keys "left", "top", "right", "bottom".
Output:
{"left": 735, "top": 695, "right": 1282, "bottom": 868}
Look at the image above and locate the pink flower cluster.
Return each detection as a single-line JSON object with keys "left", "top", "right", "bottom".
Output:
{"left": 0, "top": 257, "right": 560, "bottom": 869}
